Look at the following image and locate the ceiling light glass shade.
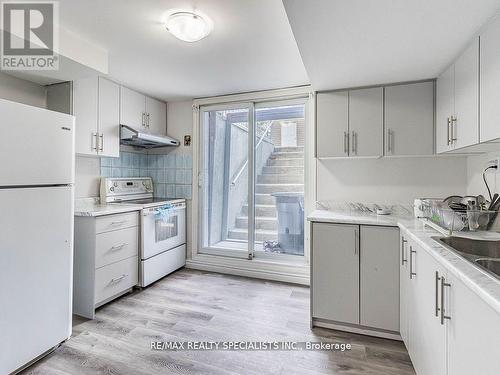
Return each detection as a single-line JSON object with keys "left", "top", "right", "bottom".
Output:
{"left": 165, "top": 11, "right": 213, "bottom": 42}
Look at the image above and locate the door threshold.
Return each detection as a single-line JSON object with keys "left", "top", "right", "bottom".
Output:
{"left": 186, "top": 253, "right": 309, "bottom": 285}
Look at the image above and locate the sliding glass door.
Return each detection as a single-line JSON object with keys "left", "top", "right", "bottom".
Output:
{"left": 199, "top": 103, "right": 253, "bottom": 258}
{"left": 199, "top": 99, "right": 306, "bottom": 261}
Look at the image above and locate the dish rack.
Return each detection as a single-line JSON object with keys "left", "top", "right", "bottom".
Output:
{"left": 420, "top": 199, "right": 498, "bottom": 233}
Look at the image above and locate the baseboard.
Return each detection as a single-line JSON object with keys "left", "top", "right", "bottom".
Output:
{"left": 185, "top": 256, "right": 309, "bottom": 285}
{"left": 312, "top": 318, "right": 402, "bottom": 341}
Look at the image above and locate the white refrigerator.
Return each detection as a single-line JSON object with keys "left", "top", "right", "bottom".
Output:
{"left": 0, "top": 99, "right": 75, "bottom": 374}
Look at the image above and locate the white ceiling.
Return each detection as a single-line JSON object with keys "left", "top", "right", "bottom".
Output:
{"left": 58, "top": 0, "right": 309, "bottom": 101}
{"left": 283, "top": 0, "right": 500, "bottom": 91}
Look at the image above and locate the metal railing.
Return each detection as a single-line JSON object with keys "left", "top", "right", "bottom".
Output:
{"left": 230, "top": 121, "right": 273, "bottom": 187}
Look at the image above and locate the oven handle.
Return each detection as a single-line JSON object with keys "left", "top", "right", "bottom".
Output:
{"left": 142, "top": 205, "right": 186, "bottom": 216}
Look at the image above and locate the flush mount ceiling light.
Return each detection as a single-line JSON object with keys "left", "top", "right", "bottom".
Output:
{"left": 165, "top": 11, "right": 213, "bottom": 42}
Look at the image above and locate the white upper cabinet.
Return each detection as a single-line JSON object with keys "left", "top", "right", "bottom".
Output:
{"left": 436, "top": 38, "right": 479, "bottom": 153}
{"left": 317, "top": 83, "right": 433, "bottom": 158}
{"left": 73, "top": 77, "right": 120, "bottom": 157}
{"left": 98, "top": 78, "right": 120, "bottom": 158}
{"left": 316, "top": 91, "right": 349, "bottom": 158}
{"left": 384, "top": 82, "right": 434, "bottom": 156}
{"left": 120, "top": 86, "right": 146, "bottom": 129}
{"left": 436, "top": 64, "right": 455, "bottom": 153}
{"left": 480, "top": 15, "right": 500, "bottom": 142}
{"left": 120, "top": 86, "right": 167, "bottom": 135}
{"left": 349, "top": 87, "right": 383, "bottom": 157}
{"left": 454, "top": 39, "right": 479, "bottom": 149}
{"left": 145, "top": 96, "right": 167, "bottom": 135}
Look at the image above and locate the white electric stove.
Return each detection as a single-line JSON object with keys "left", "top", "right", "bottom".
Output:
{"left": 100, "top": 177, "right": 186, "bottom": 286}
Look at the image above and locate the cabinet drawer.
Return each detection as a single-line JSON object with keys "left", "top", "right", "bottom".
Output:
{"left": 95, "top": 227, "right": 138, "bottom": 268}
{"left": 96, "top": 212, "right": 139, "bottom": 234}
{"left": 95, "top": 256, "right": 138, "bottom": 305}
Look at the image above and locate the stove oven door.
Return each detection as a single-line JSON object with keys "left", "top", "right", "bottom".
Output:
{"left": 141, "top": 202, "right": 186, "bottom": 260}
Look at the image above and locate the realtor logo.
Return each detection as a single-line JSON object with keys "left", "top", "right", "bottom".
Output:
{"left": 1, "top": 0, "right": 58, "bottom": 70}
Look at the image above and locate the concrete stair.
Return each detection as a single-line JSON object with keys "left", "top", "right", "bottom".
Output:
{"left": 227, "top": 146, "right": 304, "bottom": 243}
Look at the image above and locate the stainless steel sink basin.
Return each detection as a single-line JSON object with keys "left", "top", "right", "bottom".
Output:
{"left": 435, "top": 236, "right": 500, "bottom": 258}
{"left": 432, "top": 236, "right": 500, "bottom": 279}
{"left": 475, "top": 259, "right": 500, "bottom": 275}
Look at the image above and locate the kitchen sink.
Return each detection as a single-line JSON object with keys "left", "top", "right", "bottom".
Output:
{"left": 475, "top": 259, "right": 500, "bottom": 276}
{"left": 432, "top": 236, "right": 500, "bottom": 279}
{"left": 434, "top": 236, "right": 500, "bottom": 258}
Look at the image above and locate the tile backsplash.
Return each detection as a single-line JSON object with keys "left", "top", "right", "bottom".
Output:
{"left": 101, "top": 151, "right": 192, "bottom": 199}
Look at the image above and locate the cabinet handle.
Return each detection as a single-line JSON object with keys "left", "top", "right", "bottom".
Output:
{"left": 451, "top": 116, "right": 457, "bottom": 143}
{"left": 354, "top": 228, "right": 359, "bottom": 255}
{"left": 99, "top": 134, "right": 104, "bottom": 152}
{"left": 109, "top": 274, "right": 128, "bottom": 285}
{"left": 401, "top": 237, "right": 407, "bottom": 265}
{"left": 435, "top": 271, "right": 441, "bottom": 317}
{"left": 440, "top": 276, "right": 452, "bottom": 324}
{"left": 147, "top": 113, "right": 151, "bottom": 128}
{"left": 109, "top": 243, "right": 129, "bottom": 252}
{"left": 343, "top": 131, "right": 348, "bottom": 154}
{"left": 91, "top": 132, "right": 98, "bottom": 151}
{"left": 447, "top": 117, "right": 451, "bottom": 145}
{"left": 110, "top": 220, "right": 127, "bottom": 226}
{"left": 351, "top": 131, "right": 356, "bottom": 154}
{"left": 409, "top": 246, "right": 417, "bottom": 279}
{"left": 142, "top": 112, "right": 145, "bottom": 127}
{"left": 387, "top": 129, "right": 393, "bottom": 154}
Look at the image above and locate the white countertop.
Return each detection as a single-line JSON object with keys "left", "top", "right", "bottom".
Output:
{"left": 308, "top": 209, "right": 404, "bottom": 226}
{"left": 74, "top": 200, "right": 143, "bottom": 217}
{"left": 307, "top": 209, "right": 500, "bottom": 314}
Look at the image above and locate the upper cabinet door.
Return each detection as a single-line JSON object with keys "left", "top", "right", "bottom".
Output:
{"left": 454, "top": 39, "right": 479, "bottom": 149}
{"left": 436, "top": 64, "right": 455, "bottom": 153}
{"left": 145, "top": 96, "right": 167, "bottom": 135}
{"left": 98, "top": 78, "right": 120, "bottom": 158}
{"left": 349, "top": 87, "right": 383, "bottom": 157}
{"left": 384, "top": 82, "right": 434, "bottom": 156}
{"left": 73, "top": 78, "right": 98, "bottom": 156}
{"left": 480, "top": 15, "right": 500, "bottom": 142}
{"left": 120, "top": 86, "right": 145, "bottom": 129}
{"left": 316, "top": 91, "right": 349, "bottom": 158}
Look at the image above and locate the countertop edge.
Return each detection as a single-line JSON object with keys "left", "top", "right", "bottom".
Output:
{"left": 307, "top": 210, "right": 500, "bottom": 314}
{"left": 398, "top": 221, "right": 500, "bottom": 315}
{"left": 74, "top": 205, "right": 143, "bottom": 217}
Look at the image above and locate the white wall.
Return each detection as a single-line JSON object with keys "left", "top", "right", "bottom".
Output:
{"left": 0, "top": 72, "right": 46, "bottom": 108}
{"left": 75, "top": 156, "right": 101, "bottom": 198}
{"left": 165, "top": 100, "right": 194, "bottom": 257}
{"left": 317, "top": 156, "right": 468, "bottom": 204}
{"left": 466, "top": 150, "right": 500, "bottom": 198}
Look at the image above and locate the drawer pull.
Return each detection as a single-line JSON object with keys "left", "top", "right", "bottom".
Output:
{"left": 110, "top": 220, "right": 127, "bottom": 226}
{"left": 109, "top": 274, "right": 128, "bottom": 285}
{"left": 109, "top": 243, "right": 129, "bottom": 252}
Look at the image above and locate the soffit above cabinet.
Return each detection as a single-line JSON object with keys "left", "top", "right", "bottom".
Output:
{"left": 5, "top": 27, "right": 108, "bottom": 85}
{"left": 283, "top": 0, "right": 500, "bottom": 91}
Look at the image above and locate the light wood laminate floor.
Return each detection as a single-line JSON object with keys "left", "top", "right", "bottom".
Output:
{"left": 23, "top": 269, "right": 415, "bottom": 375}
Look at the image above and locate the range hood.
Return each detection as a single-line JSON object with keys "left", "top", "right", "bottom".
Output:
{"left": 120, "top": 125, "right": 180, "bottom": 148}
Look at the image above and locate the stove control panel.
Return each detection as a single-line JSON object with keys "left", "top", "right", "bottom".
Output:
{"left": 100, "top": 177, "right": 153, "bottom": 202}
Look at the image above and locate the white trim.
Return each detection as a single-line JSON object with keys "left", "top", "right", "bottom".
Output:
{"left": 193, "top": 86, "right": 312, "bottom": 107}
{"left": 186, "top": 254, "right": 309, "bottom": 285}
{"left": 312, "top": 319, "right": 402, "bottom": 341}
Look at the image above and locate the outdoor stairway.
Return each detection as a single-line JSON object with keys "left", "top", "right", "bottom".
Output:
{"left": 227, "top": 146, "right": 304, "bottom": 242}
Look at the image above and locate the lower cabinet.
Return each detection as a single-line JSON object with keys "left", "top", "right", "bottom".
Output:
{"left": 311, "top": 222, "right": 400, "bottom": 337}
{"left": 400, "top": 231, "right": 500, "bottom": 375}
{"left": 74, "top": 211, "right": 139, "bottom": 319}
